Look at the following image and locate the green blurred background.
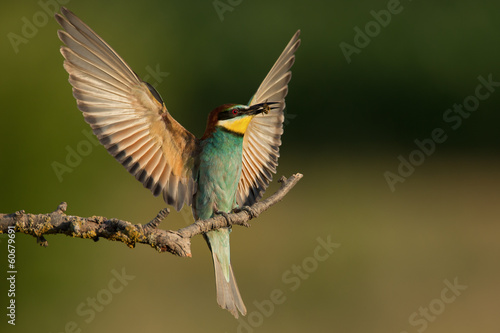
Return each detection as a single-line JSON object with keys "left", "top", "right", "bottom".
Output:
{"left": 1, "top": 0, "right": 500, "bottom": 332}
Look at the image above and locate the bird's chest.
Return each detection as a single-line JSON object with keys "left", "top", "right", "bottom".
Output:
{"left": 195, "top": 130, "right": 244, "bottom": 219}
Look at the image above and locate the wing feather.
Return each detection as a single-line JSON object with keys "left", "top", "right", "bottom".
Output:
{"left": 237, "top": 30, "right": 300, "bottom": 206}
{"left": 57, "top": 7, "right": 198, "bottom": 211}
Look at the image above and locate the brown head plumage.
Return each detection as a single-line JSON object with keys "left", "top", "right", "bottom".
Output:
{"left": 202, "top": 103, "right": 239, "bottom": 139}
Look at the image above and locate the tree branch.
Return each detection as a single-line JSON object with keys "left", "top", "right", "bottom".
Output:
{"left": 0, "top": 173, "right": 302, "bottom": 257}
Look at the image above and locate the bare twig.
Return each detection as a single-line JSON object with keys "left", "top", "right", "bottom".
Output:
{"left": 0, "top": 173, "right": 302, "bottom": 257}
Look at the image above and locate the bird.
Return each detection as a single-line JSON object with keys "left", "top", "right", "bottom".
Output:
{"left": 55, "top": 7, "right": 300, "bottom": 318}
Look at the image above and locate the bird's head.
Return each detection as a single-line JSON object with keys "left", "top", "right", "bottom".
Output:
{"left": 203, "top": 102, "right": 279, "bottom": 138}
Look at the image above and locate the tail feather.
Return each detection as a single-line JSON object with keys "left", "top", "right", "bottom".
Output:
{"left": 212, "top": 251, "right": 247, "bottom": 318}
{"left": 205, "top": 229, "right": 247, "bottom": 318}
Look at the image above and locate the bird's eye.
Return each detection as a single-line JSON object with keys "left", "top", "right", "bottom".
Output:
{"left": 231, "top": 109, "right": 238, "bottom": 115}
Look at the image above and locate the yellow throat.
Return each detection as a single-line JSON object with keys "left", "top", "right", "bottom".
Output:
{"left": 218, "top": 115, "right": 254, "bottom": 135}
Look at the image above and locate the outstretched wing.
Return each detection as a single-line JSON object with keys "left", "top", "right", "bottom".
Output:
{"left": 237, "top": 30, "right": 301, "bottom": 206}
{"left": 56, "top": 7, "right": 198, "bottom": 211}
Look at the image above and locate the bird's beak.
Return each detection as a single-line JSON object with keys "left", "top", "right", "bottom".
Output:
{"left": 244, "top": 102, "right": 281, "bottom": 116}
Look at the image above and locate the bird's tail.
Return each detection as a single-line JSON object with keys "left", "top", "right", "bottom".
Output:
{"left": 205, "top": 229, "right": 247, "bottom": 318}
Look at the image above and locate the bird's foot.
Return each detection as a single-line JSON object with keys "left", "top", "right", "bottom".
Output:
{"left": 233, "top": 206, "right": 257, "bottom": 219}
{"left": 214, "top": 210, "right": 232, "bottom": 226}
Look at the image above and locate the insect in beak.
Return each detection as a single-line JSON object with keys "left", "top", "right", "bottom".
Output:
{"left": 263, "top": 103, "right": 271, "bottom": 114}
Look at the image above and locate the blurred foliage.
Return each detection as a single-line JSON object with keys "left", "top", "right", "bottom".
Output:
{"left": 1, "top": 0, "right": 500, "bottom": 332}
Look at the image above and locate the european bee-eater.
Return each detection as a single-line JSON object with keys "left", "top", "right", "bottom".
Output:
{"left": 55, "top": 7, "right": 300, "bottom": 318}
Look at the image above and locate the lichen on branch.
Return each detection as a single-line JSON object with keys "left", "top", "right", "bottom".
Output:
{"left": 0, "top": 173, "right": 302, "bottom": 257}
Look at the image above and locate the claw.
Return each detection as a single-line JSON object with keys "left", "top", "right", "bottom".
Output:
{"left": 244, "top": 207, "right": 257, "bottom": 219}
{"left": 234, "top": 206, "right": 257, "bottom": 219}
{"left": 214, "top": 210, "right": 231, "bottom": 225}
